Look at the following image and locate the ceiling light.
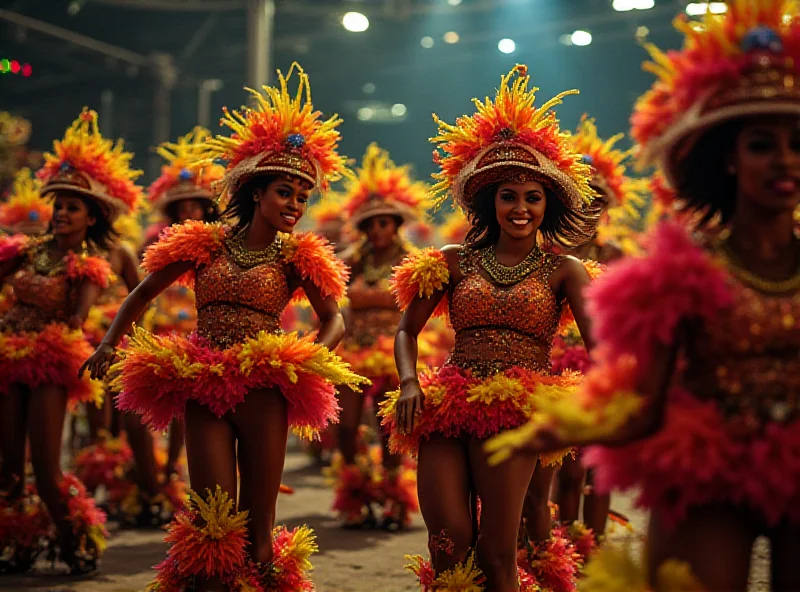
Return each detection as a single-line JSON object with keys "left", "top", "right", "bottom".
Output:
{"left": 362, "top": 82, "right": 376, "bottom": 94}
{"left": 342, "top": 12, "right": 369, "bottom": 33}
{"left": 634, "top": 0, "right": 655, "bottom": 8}
{"left": 357, "top": 107, "right": 374, "bottom": 121}
{"left": 447, "top": 0, "right": 463, "bottom": 5}
{"left": 391, "top": 104, "right": 407, "bottom": 117}
{"left": 497, "top": 38, "right": 516, "bottom": 54}
{"left": 443, "top": 31, "right": 460, "bottom": 44}
{"left": 570, "top": 30, "right": 593, "bottom": 46}
{"left": 685, "top": 2, "right": 728, "bottom": 16}
{"left": 420, "top": 36, "right": 435, "bottom": 48}
{"left": 612, "top": 0, "right": 635, "bottom": 10}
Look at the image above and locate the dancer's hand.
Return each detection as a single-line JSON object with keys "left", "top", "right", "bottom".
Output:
{"left": 395, "top": 379, "right": 425, "bottom": 434}
{"left": 80, "top": 342, "right": 116, "bottom": 380}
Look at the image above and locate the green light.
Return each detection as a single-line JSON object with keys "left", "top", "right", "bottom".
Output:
{"left": 0, "top": 59, "right": 9, "bottom": 73}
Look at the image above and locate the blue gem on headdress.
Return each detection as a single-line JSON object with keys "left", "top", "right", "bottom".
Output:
{"left": 28, "top": 211, "right": 40, "bottom": 222}
{"left": 178, "top": 168, "right": 193, "bottom": 181}
{"left": 213, "top": 157, "right": 229, "bottom": 167}
{"left": 582, "top": 154, "right": 594, "bottom": 166}
{"left": 286, "top": 133, "right": 306, "bottom": 150}
{"left": 178, "top": 309, "right": 190, "bottom": 321}
{"left": 741, "top": 26, "right": 783, "bottom": 54}
{"left": 59, "top": 161, "right": 73, "bottom": 173}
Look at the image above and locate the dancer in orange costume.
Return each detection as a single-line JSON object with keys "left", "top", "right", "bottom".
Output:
{"left": 331, "top": 143, "right": 426, "bottom": 530}
{"left": 548, "top": 117, "right": 646, "bottom": 551}
{"left": 381, "top": 65, "right": 598, "bottom": 591}
{"left": 82, "top": 64, "right": 366, "bottom": 591}
{"left": 0, "top": 108, "right": 142, "bottom": 574}
{"left": 488, "top": 2, "right": 800, "bottom": 590}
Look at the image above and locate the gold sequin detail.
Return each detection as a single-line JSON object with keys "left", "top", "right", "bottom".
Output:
{"left": 194, "top": 247, "right": 290, "bottom": 349}
{"left": 447, "top": 247, "right": 562, "bottom": 377}
{"left": 478, "top": 243, "right": 546, "bottom": 285}
{"left": 683, "top": 279, "right": 800, "bottom": 428}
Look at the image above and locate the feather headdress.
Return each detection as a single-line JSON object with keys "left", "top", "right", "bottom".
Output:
{"left": 343, "top": 143, "right": 428, "bottom": 229}
{"left": 0, "top": 168, "right": 51, "bottom": 232}
{"left": 148, "top": 127, "right": 224, "bottom": 212}
{"left": 200, "top": 63, "right": 350, "bottom": 199}
{"left": 632, "top": 0, "right": 800, "bottom": 184}
{"left": 429, "top": 64, "right": 595, "bottom": 213}
{"left": 0, "top": 112, "right": 31, "bottom": 148}
{"left": 37, "top": 108, "right": 143, "bottom": 221}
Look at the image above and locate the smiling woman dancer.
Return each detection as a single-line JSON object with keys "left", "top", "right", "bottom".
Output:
{"left": 381, "top": 65, "right": 598, "bottom": 591}
{"left": 0, "top": 109, "right": 141, "bottom": 574}
{"left": 82, "top": 64, "right": 365, "bottom": 591}
{"left": 331, "top": 143, "right": 426, "bottom": 531}
{"left": 487, "top": 2, "right": 800, "bottom": 591}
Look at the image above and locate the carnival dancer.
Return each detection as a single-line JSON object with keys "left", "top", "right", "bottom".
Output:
{"left": 0, "top": 108, "right": 140, "bottom": 573}
{"left": 381, "top": 65, "right": 598, "bottom": 591}
{"left": 487, "top": 2, "right": 800, "bottom": 590}
{"left": 330, "top": 143, "right": 426, "bottom": 531}
{"left": 548, "top": 116, "right": 645, "bottom": 549}
{"left": 81, "top": 63, "right": 366, "bottom": 591}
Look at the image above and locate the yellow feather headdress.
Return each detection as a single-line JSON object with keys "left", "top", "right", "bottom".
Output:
{"left": 37, "top": 108, "right": 143, "bottom": 221}
{"left": 0, "top": 168, "right": 51, "bottom": 232}
{"left": 632, "top": 0, "right": 800, "bottom": 183}
{"left": 148, "top": 127, "right": 224, "bottom": 212}
{"left": 429, "top": 64, "right": 595, "bottom": 213}
{"left": 343, "top": 143, "right": 428, "bottom": 229}
{"left": 199, "top": 63, "right": 350, "bottom": 200}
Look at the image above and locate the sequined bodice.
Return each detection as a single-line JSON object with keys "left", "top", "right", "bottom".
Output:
{"left": 194, "top": 246, "right": 290, "bottom": 348}
{"left": 3, "top": 262, "right": 75, "bottom": 332}
{"left": 447, "top": 247, "right": 563, "bottom": 376}
{"left": 683, "top": 275, "right": 800, "bottom": 428}
{"left": 343, "top": 259, "right": 403, "bottom": 349}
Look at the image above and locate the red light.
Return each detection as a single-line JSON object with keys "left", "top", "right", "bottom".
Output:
{"left": 21, "top": 63, "right": 32, "bottom": 77}
{"left": 9, "top": 60, "right": 20, "bottom": 74}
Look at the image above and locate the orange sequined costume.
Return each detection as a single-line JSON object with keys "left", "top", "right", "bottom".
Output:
{"left": 111, "top": 221, "right": 364, "bottom": 436}
{"left": 382, "top": 246, "right": 580, "bottom": 457}
{"left": 0, "top": 234, "right": 109, "bottom": 406}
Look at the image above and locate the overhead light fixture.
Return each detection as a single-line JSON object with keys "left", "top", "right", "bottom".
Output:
{"left": 357, "top": 107, "right": 374, "bottom": 121}
{"left": 420, "top": 36, "right": 435, "bottom": 48}
{"left": 443, "top": 31, "right": 460, "bottom": 44}
{"left": 570, "top": 30, "right": 593, "bottom": 46}
{"left": 391, "top": 104, "right": 407, "bottom": 117}
{"left": 447, "top": 0, "right": 463, "bottom": 5}
{"left": 362, "top": 82, "right": 376, "bottom": 94}
{"left": 612, "top": 0, "right": 654, "bottom": 10}
{"left": 342, "top": 12, "right": 369, "bottom": 33}
{"left": 497, "top": 38, "right": 516, "bottom": 54}
{"left": 685, "top": 2, "right": 728, "bottom": 15}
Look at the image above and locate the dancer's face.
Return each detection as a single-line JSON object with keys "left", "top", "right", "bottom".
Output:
{"left": 730, "top": 115, "right": 800, "bottom": 216}
{"left": 175, "top": 198, "right": 206, "bottom": 222}
{"left": 494, "top": 179, "right": 546, "bottom": 241}
{"left": 363, "top": 214, "right": 399, "bottom": 250}
{"left": 254, "top": 175, "right": 310, "bottom": 233}
{"left": 51, "top": 193, "right": 94, "bottom": 237}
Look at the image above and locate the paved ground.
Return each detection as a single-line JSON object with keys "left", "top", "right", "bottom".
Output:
{"left": 2, "top": 450, "right": 769, "bottom": 592}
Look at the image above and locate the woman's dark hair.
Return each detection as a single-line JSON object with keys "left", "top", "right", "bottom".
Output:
{"left": 165, "top": 197, "right": 220, "bottom": 225}
{"left": 221, "top": 174, "right": 312, "bottom": 231}
{"left": 672, "top": 120, "right": 739, "bottom": 228}
{"left": 356, "top": 213, "right": 404, "bottom": 234}
{"left": 49, "top": 192, "right": 118, "bottom": 250}
{"left": 464, "top": 180, "right": 600, "bottom": 250}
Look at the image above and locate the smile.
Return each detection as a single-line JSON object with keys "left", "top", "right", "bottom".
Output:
{"left": 510, "top": 219, "right": 531, "bottom": 226}
{"left": 281, "top": 213, "right": 298, "bottom": 225}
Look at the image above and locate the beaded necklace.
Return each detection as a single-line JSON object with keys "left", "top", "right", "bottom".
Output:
{"left": 226, "top": 229, "right": 282, "bottom": 269}
{"left": 479, "top": 244, "right": 545, "bottom": 285}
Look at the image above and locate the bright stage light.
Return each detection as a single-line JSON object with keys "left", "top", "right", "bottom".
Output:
{"left": 498, "top": 38, "right": 516, "bottom": 54}
{"left": 613, "top": 0, "right": 654, "bottom": 10}
{"left": 443, "top": 31, "right": 460, "bottom": 44}
{"left": 447, "top": 0, "right": 463, "bottom": 5}
{"left": 342, "top": 12, "right": 369, "bottom": 33}
{"left": 685, "top": 2, "right": 728, "bottom": 16}
{"left": 421, "top": 36, "right": 435, "bottom": 48}
{"left": 571, "top": 30, "right": 593, "bottom": 46}
{"left": 357, "top": 107, "right": 374, "bottom": 121}
{"left": 391, "top": 104, "right": 407, "bottom": 117}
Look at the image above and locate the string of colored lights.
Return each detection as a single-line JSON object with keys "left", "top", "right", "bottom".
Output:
{"left": 0, "top": 59, "right": 33, "bottom": 77}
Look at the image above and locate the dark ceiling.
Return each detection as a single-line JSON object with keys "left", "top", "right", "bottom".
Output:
{"left": 1, "top": 0, "right": 688, "bottom": 180}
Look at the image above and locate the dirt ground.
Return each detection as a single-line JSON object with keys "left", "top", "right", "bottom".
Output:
{"left": 2, "top": 448, "right": 770, "bottom": 592}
